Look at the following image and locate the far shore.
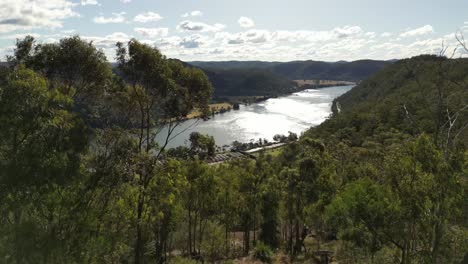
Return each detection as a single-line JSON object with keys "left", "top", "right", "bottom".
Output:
{"left": 185, "top": 81, "right": 355, "bottom": 121}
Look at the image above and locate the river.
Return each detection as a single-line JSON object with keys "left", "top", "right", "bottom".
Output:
{"left": 156, "top": 85, "right": 353, "bottom": 148}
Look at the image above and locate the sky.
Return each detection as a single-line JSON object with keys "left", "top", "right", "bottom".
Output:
{"left": 0, "top": 0, "right": 467, "bottom": 62}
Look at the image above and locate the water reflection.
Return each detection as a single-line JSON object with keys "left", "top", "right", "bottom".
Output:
{"left": 156, "top": 85, "right": 353, "bottom": 148}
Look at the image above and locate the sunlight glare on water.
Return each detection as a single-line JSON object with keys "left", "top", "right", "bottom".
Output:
{"left": 156, "top": 85, "right": 353, "bottom": 148}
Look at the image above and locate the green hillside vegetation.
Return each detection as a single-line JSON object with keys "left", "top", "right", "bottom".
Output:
{"left": 188, "top": 60, "right": 391, "bottom": 99}
{"left": 308, "top": 55, "right": 468, "bottom": 144}
{"left": 202, "top": 67, "right": 297, "bottom": 96}
{"left": 190, "top": 59, "right": 393, "bottom": 83}
{"left": 271, "top": 59, "right": 392, "bottom": 81}
{"left": 115, "top": 60, "right": 296, "bottom": 99}
{"left": 0, "top": 35, "right": 466, "bottom": 264}
{"left": 189, "top": 60, "right": 281, "bottom": 70}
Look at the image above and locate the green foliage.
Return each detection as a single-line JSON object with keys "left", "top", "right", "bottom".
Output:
{"left": 0, "top": 34, "right": 466, "bottom": 264}
{"left": 190, "top": 59, "right": 389, "bottom": 80}
{"left": 254, "top": 242, "right": 273, "bottom": 263}
{"left": 0, "top": 66, "right": 85, "bottom": 188}
{"left": 189, "top": 132, "right": 215, "bottom": 159}
{"left": 202, "top": 67, "right": 296, "bottom": 96}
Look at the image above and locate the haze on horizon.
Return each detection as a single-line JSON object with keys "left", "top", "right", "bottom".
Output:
{"left": 0, "top": 0, "right": 467, "bottom": 62}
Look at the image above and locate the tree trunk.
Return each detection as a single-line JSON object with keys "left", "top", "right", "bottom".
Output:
{"left": 243, "top": 226, "right": 250, "bottom": 255}
{"left": 188, "top": 208, "right": 192, "bottom": 253}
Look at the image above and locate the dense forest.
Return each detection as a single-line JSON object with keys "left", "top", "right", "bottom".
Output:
{"left": 114, "top": 60, "right": 297, "bottom": 98}
{"left": 188, "top": 60, "right": 392, "bottom": 97}
{"left": 188, "top": 60, "right": 393, "bottom": 81}
{"left": 199, "top": 67, "right": 297, "bottom": 96}
{"left": 0, "top": 35, "right": 467, "bottom": 264}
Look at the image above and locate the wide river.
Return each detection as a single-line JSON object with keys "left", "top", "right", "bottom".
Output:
{"left": 156, "top": 85, "right": 353, "bottom": 148}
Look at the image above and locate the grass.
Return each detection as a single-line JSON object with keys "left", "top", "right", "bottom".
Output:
{"left": 187, "top": 103, "right": 233, "bottom": 119}
{"left": 252, "top": 146, "right": 285, "bottom": 158}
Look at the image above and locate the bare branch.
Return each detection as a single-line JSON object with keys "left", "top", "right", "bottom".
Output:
{"left": 403, "top": 104, "right": 420, "bottom": 133}
{"left": 455, "top": 32, "right": 468, "bottom": 53}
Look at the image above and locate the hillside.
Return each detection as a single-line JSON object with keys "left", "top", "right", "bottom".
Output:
{"left": 132, "top": 59, "right": 393, "bottom": 98}
{"left": 202, "top": 67, "right": 297, "bottom": 97}
{"left": 189, "top": 59, "right": 393, "bottom": 82}
{"left": 188, "top": 60, "right": 281, "bottom": 70}
{"left": 115, "top": 60, "right": 296, "bottom": 98}
{"left": 271, "top": 59, "right": 392, "bottom": 81}
{"left": 306, "top": 55, "right": 468, "bottom": 144}
{"left": 2, "top": 34, "right": 467, "bottom": 264}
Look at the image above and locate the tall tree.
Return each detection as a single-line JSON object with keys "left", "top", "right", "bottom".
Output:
{"left": 0, "top": 66, "right": 87, "bottom": 263}
{"left": 115, "top": 39, "right": 212, "bottom": 263}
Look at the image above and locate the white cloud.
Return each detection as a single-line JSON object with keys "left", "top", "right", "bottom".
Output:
{"left": 381, "top": 32, "right": 392, "bottom": 37}
{"left": 462, "top": 21, "right": 468, "bottom": 31}
{"left": 81, "top": 0, "right": 99, "bottom": 6}
{"left": 134, "top": 27, "right": 169, "bottom": 38}
{"left": 400, "top": 25, "right": 434, "bottom": 37}
{"left": 83, "top": 32, "right": 131, "bottom": 47}
{"left": 177, "top": 20, "right": 225, "bottom": 32}
{"left": 180, "top": 34, "right": 206, "bottom": 48}
{"left": 81, "top": 32, "right": 131, "bottom": 60}
{"left": 238, "top": 17, "right": 254, "bottom": 28}
{"left": 332, "top": 25, "right": 363, "bottom": 38}
{"left": 120, "top": 0, "right": 131, "bottom": 3}
{"left": 181, "top": 10, "right": 203, "bottom": 18}
{"left": 365, "top": 32, "right": 376, "bottom": 38}
{"left": 0, "top": 33, "right": 41, "bottom": 40}
{"left": 61, "top": 29, "right": 76, "bottom": 34}
{"left": 157, "top": 36, "right": 182, "bottom": 47}
{"left": 224, "top": 30, "right": 271, "bottom": 44}
{"left": 0, "top": 0, "right": 78, "bottom": 33}
{"left": 93, "top": 12, "right": 127, "bottom": 24}
{"left": 133, "top": 12, "right": 163, "bottom": 23}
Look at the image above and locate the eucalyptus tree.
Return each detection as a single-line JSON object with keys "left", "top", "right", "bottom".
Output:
{"left": 115, "top": 39, "right": 212, "bottom": 263}
{"left": 325, "top": 135, "right": 465, "bottom": 263}
{"left": 0, "top": 66, "right": 88, "bottom": 263}
{"left": 8, "top": 36, "right": 113, "bottom": 123}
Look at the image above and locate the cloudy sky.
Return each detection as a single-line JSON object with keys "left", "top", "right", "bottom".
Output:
{"left": 0, "top": 0, "right": 467, "bottom": 62}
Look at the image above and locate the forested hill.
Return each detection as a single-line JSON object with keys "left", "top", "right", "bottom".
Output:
{"left": 189, "top": 59, "right": 393, "bottom": 82}
{"left": 113, "top": 59, "right": 392, "bottom": 97}
{"left": 188, "top": 60, "right": 281, "bottom": 70}
{"left": 270, "top": 59, "right": 392, "bottom": 81}
{"left": 1, "top": 36, "right": 467, "bottom": 263}
{"left": 200, "top": 67, "right": 296, "bottom": 96}
{"left": 287, "top": 55, "right": 467, "bottom": 262}
{"left": 114, "top": 60, "right": 296, "bottom": 97}
{"left": 305, "top": 55, "right": 468, "bottom": 145}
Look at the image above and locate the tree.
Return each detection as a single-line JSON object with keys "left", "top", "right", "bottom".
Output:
{"left": 325, "top": 135, "right": 465, "bottom": 264}
{"left": 115, "top": 39, "right": 212, "bottom": 264}
{"left": 189, "top": 132, "right": 215, "bottom": 160}
{"left": 0, "top": 66, "right": 87, "bottom": 263}
{"left": 259, "top": 180, "right": 281, "bottom": 249}
{"left": 9, "top": 36, "right": 113, "bottom": 118}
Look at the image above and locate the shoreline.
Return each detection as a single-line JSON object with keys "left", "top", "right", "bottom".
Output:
{"left": 184, "top": 84, "right": 355, "bottom": 122}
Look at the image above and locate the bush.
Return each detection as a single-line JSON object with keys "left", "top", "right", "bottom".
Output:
{"left": 254, "top": 242, "right": 273, "bottom": 263}
{"left": 200, "top": 221, "right": 226, "bottom": 263}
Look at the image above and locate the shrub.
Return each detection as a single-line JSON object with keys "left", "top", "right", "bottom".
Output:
{"left": 254, "top": 242, "right": 273, "bottom": 263}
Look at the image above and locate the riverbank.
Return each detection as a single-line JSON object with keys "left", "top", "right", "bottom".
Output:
{"left": 186, "top": 102, "right": 234, "bottom": 119}
{"left": 294, "top": 79, "right": 355, "bottom": 88}
{"left": 156, "top": 85, "right": 354, "bottom": 148}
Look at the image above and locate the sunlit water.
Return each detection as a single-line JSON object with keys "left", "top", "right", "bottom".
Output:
{"left": 156, "top": 85, "right": 353, "bottom": 148}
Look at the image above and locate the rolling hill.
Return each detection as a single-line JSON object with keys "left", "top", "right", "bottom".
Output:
{"left": 189, "top": 59, "right": 394, "bottom": 82}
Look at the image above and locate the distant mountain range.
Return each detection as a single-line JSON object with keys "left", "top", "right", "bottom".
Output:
{"left": 189, "top": 60, "right": 395, "bottom": 81}
{"left": 188, "top": 59, "right": 395, "bottom": 97}
{"left": 108, "top": 59, "right": 396, "bottom": 98}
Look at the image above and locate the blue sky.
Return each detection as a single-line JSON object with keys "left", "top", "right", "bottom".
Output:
{"left": 0, "top": 0, "right": 467, "bottom": 61}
